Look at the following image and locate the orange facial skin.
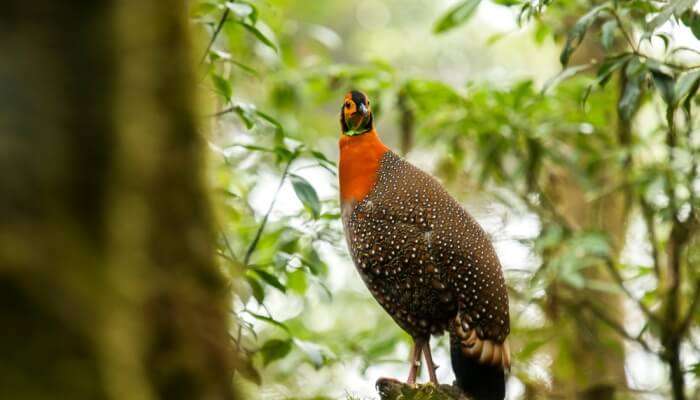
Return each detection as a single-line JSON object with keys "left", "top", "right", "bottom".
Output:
{"left": 339, "top": 129, "right": 389, "bottom": 203}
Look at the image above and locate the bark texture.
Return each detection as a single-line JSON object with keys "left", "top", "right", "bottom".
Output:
{"left": 0, "top": 2, "right": 235, "bottom": 400}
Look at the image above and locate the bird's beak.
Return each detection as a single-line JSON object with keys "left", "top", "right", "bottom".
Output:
{"left": 358, "top": 103, "right": 368, "bottom": 116}
{"left": 346, "top": 102, "right": 370, "bottom": 132}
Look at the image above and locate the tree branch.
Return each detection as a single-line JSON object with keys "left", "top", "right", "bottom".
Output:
{"left": 678, "top": 279, "right": 700, "bottom": 336}
{"left": 578, "top": 299, "right": 659, "bottom": 357}
{"left": 603, "top": 258, "right": 659, "bottom": 324}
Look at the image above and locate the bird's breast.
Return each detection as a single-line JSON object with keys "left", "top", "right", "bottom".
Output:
{"left": 338, "top": 130, "right": 388, "bottom": 204}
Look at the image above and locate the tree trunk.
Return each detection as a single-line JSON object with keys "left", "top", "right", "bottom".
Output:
{"left": 0, "top": 2, "right": 235, "bottom": 400}
{"left": 539, "top": 26, "right": 631, "bottom": 400}
{"left": 543, "top": 168, "right": 629, "bottom": 400}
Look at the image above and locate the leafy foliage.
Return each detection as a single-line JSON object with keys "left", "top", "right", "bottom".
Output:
{"left": 191, "top": 0, "right": 700, "bottom": 398}
{"left": 433, "top": 0, "right": 482, "bottom": 34}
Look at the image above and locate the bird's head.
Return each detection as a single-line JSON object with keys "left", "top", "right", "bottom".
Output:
{"left": 340, "top": 90, "right": 373, "bottom": 136}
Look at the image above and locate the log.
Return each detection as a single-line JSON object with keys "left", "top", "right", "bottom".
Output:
{"left": 375, "top": 378, "right": 472, "bottom": 400}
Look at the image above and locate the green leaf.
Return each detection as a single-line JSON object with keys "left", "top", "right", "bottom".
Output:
{"left": 650, "top": 69, "right": 675, "bottom": 106}
{"left": 581, "top": 53, "right": 633, "bottom": 106}
{"left": 229, "top": 59, "right": 259, "bottom": 76}
{"left": 309, "top": 150, "right": 337, "bottom": 175}
{"left": 223, "top": 143, "right": 273, "bottom": 153}
{"left": 254, "top": 110, "right": 284, "bottom": 135}
{"left": 647, "top": 0, "right": 696, "bottom": 32}
{"left": 209, "top": 50, "right": 259, "bottom": 76}
{"left": 534, "top": 22, "right": 551, "bottom": 44}
{"left": 301, "top": 247, "right": 326, "bottom": 276}
{"left": 226, "top": 1, "right": 254, "bottom": 20}
{"left": 290, "top": 174, "right": 321, "bottom": 218}
{"left": 681, "top": 10, "right": 700, "bottom": 40}
{"left": 211, "top": 73, "right": 232, "bottom": 102}
{"left": 250, "top": 268, "right": 286, "bottom": 293}
{"left": 674, "top": 70, "right": 700, "bottom": 106}
{"left": 433, "top": 0, "right": 482, "bottom": 34}
{"left": 232, "top": 103, "right": 256, "bottom": 129}
{"left": 294, "top": 339, "right": 332, "bottom": 369}
{"left": 246, "top": 275, "right": 265, "bottom": 303}
{"left": 286, "top": 268, "right": 308, "bottom": 295}
{"left": 600, "top": 19, "right": 617, "bottom": 50}
{"left": 238, "top": 21, "right": 277, "bottom": 52}
{"left": 541, "top": 64, "right": 591, "bottom": 94}
{"left": 691, "top": 362, "right": 700, "bottom": 377}
{"left": 486, "top": 32, "right": 508, "bottom": 46}
{"left": 235, "top": 354, "right": 262, "bottom": 385}
{"left": 596, "top": 53, "right": 633, "bottom": 88}
{"left": 560, "top": 5, "right": 608, "bottom": 66}
{"left": 618, "top": 60, "right": 644, "bottom": 121}
{"left": 259, "top": 339, "right": 292, "bottom": 366}
{"left": 246, "top": 310, "right": 290, "bottom": 333}
{"left": 310, "top": 150, "right": 336, "bottom": 167}
{"left": 655, "top": 32, "right": 672, "bottom": 50}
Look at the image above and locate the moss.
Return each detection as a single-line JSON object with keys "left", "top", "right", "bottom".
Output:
{"left": 375, "top": 378, "right": 471, "bottom": 400}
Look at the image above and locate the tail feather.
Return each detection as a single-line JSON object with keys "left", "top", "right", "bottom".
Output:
{"left": 450, "top": 332, "right": 507, "bottom": 400}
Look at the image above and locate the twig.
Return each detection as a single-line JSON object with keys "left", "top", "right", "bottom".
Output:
{"left": 519, "top": 186, "right": 575, "bottom": 232}
{"left": 243, "top": 154, "right": 296, "bottom": 266}
{"left": 211, "top": 105, "right": 239, "bottom": 118}
{"left": 579, "top": 299, "right": 658, "bottom": 357}
{"left": 199, "top": 8, "right": 230, "bottom": 65}
{"left": 610, "top": 9, "right": 700, "bottom": 71}
{"left": 221, "top": 229, "right": 238, "bottom": 261}
{"left": 610, "top": 9, "right": 637, "bottom": 53}
{"left": 672, "top": 46, "right": 700, "bottom": 57}
{"left": 639, "top": 198, "right": 661, "bottom": 279}
{"left": 603, "top": 258, "right": 659, "bottom": 324}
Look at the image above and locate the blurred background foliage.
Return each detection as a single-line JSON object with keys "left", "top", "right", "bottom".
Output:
{"left": 190, "top": 0, "right": 700, "bottom": 398}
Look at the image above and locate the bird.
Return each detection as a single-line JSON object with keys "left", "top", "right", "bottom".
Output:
{"left": 338, "top": 91, "right": 511, "bottom": 400}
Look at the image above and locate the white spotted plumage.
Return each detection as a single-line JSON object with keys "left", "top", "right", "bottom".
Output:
{"left": 342, "top": 151, "right": 510, "bottom": 367}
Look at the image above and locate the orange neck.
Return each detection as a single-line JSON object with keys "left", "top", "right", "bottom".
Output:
{"left": 339, "top": 129, "right": 389, "bottom": 203}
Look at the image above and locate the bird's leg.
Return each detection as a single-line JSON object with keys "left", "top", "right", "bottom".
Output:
{"left": 406, "top": 339, "right": 423, "bottom": 386}
{"left": 422, "top": 340, "right": 439, "bottom": 384}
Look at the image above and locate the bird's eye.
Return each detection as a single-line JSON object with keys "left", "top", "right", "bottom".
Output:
{"left": 345, "top": 102, "right": 351, "bottom": 108}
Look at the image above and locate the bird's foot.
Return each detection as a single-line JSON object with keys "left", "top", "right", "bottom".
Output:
{"left": 375, "top": 377, "right": 403, "bottom": 395}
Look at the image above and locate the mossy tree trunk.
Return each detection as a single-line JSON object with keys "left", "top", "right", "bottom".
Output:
{"left": 0, "top": 2, "right": 235, "bottom": 400}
